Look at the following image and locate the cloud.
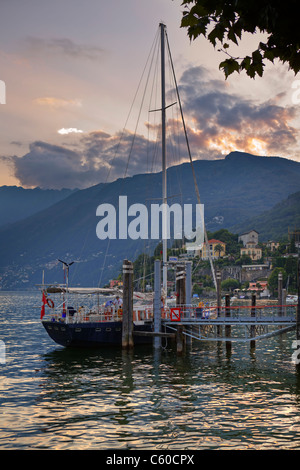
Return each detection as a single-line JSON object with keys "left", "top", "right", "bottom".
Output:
{"left": 178, "top": 66, "right": 299, "bottom": 158}
{"left": 4, "top": 65, "right": 300, "bottom": 189}
{"left": 34, "top": 97, "right": 82, "bottom": 108}
{"left": 7, "top": 130, "right": 154, "bottom": 189}
{"left": 58, "top": 128, "right": 84, "bottom": 135}
{"left": 10, "top": 141, "right": 23, "bottom": 147}
{"left": 10, "top": 141, "right": 87, "bottom": 189}
{"left": 25, "top": 36, "right": 105, "bottom": 60}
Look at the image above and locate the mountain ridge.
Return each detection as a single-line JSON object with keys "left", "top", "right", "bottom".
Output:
{"left": 0, "top": 151, "right": 300, "bottom": 289}
{"left": 0, "top": 185, "right": 77, "bottom": 227}
{"left": 230, "top": 189, "right": 300, "bottom": 241}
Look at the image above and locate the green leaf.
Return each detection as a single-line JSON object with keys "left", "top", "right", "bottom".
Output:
{"left": 232, "top": 20, "right": 242, "bottom": 40}
{"left": 288, "top": 52, "right": 300, "bottom": 74}
{"left": 263, "top": 49, "right": 275, "bottom": 62}
{"left": 208, "top": 23, "right": 226, "bottom": 46}
{"left": 219, "top": 58, "right": 240, "bottom": 78}
{"left": 246, "top": 66, "right": 256, "bottom": 79}
{"left": 190, "top": 4, "right": 209, "bottom": 17}
{"left": 252, "top": 49, "right": 263, "bottom": 63}
{"left": 250, "top": 49, "right": 264, "bottom": 76}
{"left": 181, "top": 13, "right": 198, "bottom": 28}
{"left": 240, "top": 55, "right": 251, "bottom": 70}
{"left": 227, "top": 28, "right": 238, "bottom": 45}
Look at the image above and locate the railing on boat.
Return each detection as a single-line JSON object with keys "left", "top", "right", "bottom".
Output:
{"left": 42, "top": 304, "right": 154, "bottom": 323}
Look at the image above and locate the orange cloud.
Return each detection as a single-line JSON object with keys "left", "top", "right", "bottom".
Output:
{"left": 33, "top": 97, "right": 82, "bottom": 108}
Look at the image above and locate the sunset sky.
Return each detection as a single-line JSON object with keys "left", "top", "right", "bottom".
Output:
{"left": 1, "top": 0, "right": 300, "bottom": 189}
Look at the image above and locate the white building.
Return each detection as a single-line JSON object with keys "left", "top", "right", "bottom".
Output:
{"left": 238, "top": 230, "right": 259, "bottom": 247}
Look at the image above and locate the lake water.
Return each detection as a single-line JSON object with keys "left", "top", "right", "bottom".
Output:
{"left": 1, "top": 291, "right": 300, "bottom": 450}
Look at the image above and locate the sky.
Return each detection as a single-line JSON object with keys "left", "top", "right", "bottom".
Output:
{"left": 1, "top": 0, "right": 300, "bottom": 189}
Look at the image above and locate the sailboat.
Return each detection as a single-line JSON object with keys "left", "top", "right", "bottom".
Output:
{"left": 40, "top": 23, "right": 215, "bottom": 348}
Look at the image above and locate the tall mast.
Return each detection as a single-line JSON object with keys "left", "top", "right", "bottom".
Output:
{"left": 160, "top": 22, "right": 167, "bottom": 298}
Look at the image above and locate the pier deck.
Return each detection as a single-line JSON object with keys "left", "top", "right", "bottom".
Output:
{"left": 162, "top": 304, "right": 298, "bottom": 343}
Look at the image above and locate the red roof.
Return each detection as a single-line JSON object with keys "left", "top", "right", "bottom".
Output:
{"left": 208, "top": 239, "right": 225, "bottom": 244}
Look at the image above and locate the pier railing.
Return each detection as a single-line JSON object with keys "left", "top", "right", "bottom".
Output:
{"left": 163, "top": 303, "right": 298, "bottom": 343}
{"left": 164, "top": 304, "right": 297, "bottom": 324}
{"left": 41, "top": 298, "right": 297, "bottom": 326}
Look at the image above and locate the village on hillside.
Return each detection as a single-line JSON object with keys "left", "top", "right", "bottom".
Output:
{"left": 108, "top": 228, "right": 300, "bottom": 301}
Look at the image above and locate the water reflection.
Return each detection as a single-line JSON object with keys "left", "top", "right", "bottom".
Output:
{"left": 1, "top": 292, "right": 300, "bottom": 449}
{"left": 26, "top": 337, "right": 299, "bottom": 449}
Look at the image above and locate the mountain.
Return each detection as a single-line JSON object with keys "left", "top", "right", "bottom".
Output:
{"left": 230, "top": 189, "right": 300, "bottom": 241}
{"left": 0, "top": 151, "right": 300, "bottom": 289}
{"left": 0, "top": 186, "right": 77, "bottom": 227}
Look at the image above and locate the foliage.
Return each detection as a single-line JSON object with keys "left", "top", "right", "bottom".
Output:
{"left": 273, "top": 256, "right": 298, "bottom": 292}
{"left": 154, "top": 242, "right": 163, "bottom": 258}
{"left": 235, "top": 254, "right": 252, "bottom": 265}
{"left": 267, "top": 267, "right": 287, "bottom": 295}
{"left": 207, "top": 228, "right": 241, "bottom": 257}
{"left": 214, "top": 243, "right": 224, "bottom": 256}
{"left": 221, "top": 278, "right": 240, "bottom": 291}
{"left": 180, "top": 0, "right": 300, "bottom": 78}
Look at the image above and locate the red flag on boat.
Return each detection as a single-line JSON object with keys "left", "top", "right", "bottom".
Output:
{"left": 40, "top": 291, "right": 47, "bottom": 319}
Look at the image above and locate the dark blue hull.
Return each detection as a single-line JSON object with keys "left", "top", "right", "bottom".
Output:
{"left": 42, "top": 320, "right": 153, "bottom": 347}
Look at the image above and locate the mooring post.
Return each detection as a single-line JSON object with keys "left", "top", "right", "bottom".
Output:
{"left": 216, "top": 270, "right": 222, "bottom": 337}
{"left": 176, "top": 265, "right": 186, "bottom": 354}
{"left": 176, "top": 325, "right": 184, "bottom": 354}
{"left": 282, "top": 289, "right": 287, "bottom": 316}
{"left": 278, "top": 272, "right": 283, "bottom": 316}
{"left": 250, "top": 293, "right": 256, "bottom": 349}
{"left": 185, "top": 261, "right": 192, "bottom": 346}
{"left": 216, "top": 270, "right": 222, "bottom": 316}
{"left": 154, "top": 259, "right": 162, "bottom": 349}
{"left": 185, "top": 261, "right": 192, "bottom": 308}
{"left": 297, "top": 258, "right": 300, "bottom": 341}
{"left": 176, "top": 265, "right": 186, "bottom": 306}
{"left": 225, "top": 294, "right": 231, "bottom": 352}
{"left": 122, "top": 259, "right": 134, "bottom": 349}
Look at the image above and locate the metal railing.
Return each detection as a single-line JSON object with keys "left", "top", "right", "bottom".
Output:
{"left": 163, "top": 304, "right": 297, "bottom": 324}
{"left": 42, "top": 304, "right": 154, "bottom": 324}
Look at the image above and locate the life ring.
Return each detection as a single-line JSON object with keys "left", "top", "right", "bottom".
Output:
{"left": 47, "top": 298, "right": 55, "bottom": 308}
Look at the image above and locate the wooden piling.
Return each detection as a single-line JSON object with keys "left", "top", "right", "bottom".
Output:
{"left": 282, "top": 289, "right": 287, "bottom": 316}
{"left": 176, "top": 265, "right": 186, "bottom": 306}
{"left": 153, "top": 259, "right": 162, "bottom": 349}
{"left": 176, "top": 265, "right": 186, "bottom": 354}
{"left": 122, "top": 259, "right": 134, "bottom": 349}
{"left": 297, "top": 258, "right": 300, "bottom": 341}
{"left": 176, "top": 325, "right": 184, "bottom": 354}
{"left": 185, "top": 262, "right": 192, "bottom": 347}
{"left": 185, "top": 261, "right": 192, "bottom": 307}
{"left": 225, "top": 294, "right": 231, "bottom": 352}
{"left": 250, "top": 293, "right": 256, "bottom": 349}
{"left": 216, "top": 270, "right": 222, "bottom": 337}
{"left": 278, "top": 272, "right": 283, "bottom": 316}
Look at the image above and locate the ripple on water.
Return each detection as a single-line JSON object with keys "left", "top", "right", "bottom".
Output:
{"left": 1, "top": 292, "right": 300, "bottom": 449}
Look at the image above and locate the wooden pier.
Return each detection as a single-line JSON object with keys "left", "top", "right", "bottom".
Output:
{"left": 121, "top": 257, "right": 300, "bottom": 357}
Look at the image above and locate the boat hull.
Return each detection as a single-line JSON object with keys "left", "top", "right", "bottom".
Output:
{"left": 42, "top": 320, "right": 153, "bottom": 347}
